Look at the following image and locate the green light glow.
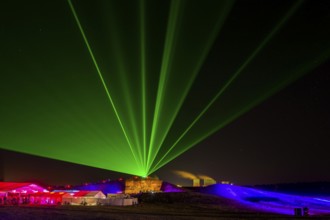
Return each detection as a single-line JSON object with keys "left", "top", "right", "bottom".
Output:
{"left": 1, "top": 0, "right": 329, "bottom": 177}
{"left": 147, "top": 0, "right": 183, "bottom": 170}
{"left": 146, "top": 0, "right": 234, "bottom": 172}
{"left": 149, "top": 47, "right": 330, "bottom": 173}
{"left": 67, "top": 0, "right": 143, "bottom": 171}
{"left": 139, "top": 0, "right": 148, "bottom": 171}
{"left": 149, "top": 0, "right": 304, "bottom": 172}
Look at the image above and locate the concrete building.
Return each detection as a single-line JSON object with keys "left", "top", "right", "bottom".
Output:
{"left": 192, "top": 178, "right": 216, "bottom": 187}
{"left": 203, "top": 178, "right": 216, "bottom": 186}
{"left": 193, "top": 179, "right": 201, "bottom": 187}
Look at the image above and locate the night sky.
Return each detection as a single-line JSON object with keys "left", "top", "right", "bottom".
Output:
{"left": 158, "top": 60, "right": 330, "bottom": 186}
{"left": 1, "top": 0, "right": 330, "bottom": 186}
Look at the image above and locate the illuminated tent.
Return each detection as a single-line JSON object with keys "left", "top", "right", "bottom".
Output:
{"left": 99, "top": 194, "right": 138, "bottom": 206}
{"left": 62, "top": 190, "right": 105, "bottom": 206}
{"left": 30, "top": 192, "right": 65, "bottom": 205}
{"left": 0, "top": 182, "right": 48, "bottom": 205}
{"left": 0, "top": 182, "right": 48, "bottom": 195}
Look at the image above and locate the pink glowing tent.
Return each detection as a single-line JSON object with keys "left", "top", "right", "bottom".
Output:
{"left": 0, "top": 182, "right": 48, "bottom": 195}
{"left": 29, "top": 192, "right": 65, "bottom": 205}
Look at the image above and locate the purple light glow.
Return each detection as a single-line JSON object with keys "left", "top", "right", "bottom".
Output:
{"left": 74, "top": 181, "right": 125, "bottom": 195}
{"left": 202, "top": 184, "right": 330, "bottom": 216}
{"left": 161, "top": 182, "right": 185, "bottom": 193}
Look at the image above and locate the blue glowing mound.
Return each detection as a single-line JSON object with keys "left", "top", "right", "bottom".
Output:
{"left": 201, "top": 184, "right": 330, "bottom": 215}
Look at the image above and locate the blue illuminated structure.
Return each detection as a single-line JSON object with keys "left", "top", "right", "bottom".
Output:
{"left": 202, "top": 184, "right": 330, "bottom": 215}
{"left": 74, "top": 180, "right": 183, "bottom": 194}
{"left": 74, "top": 181, "right": 125, "bottom": 195}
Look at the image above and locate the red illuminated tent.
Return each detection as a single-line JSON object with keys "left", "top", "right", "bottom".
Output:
{"left": 0, "top": 182, "right": 48, "bottom": 195}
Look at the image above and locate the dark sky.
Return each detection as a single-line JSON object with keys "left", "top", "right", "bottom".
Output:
{"left": 1, "top": 0, "right": 330, "bottom": 186}
{"left": 157, "top": 60, "right": 330, "bottom": 186}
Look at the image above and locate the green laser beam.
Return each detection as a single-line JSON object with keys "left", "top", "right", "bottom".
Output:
{"left": 3, "top": 0, "right": 329, "bottom": 178}
{"left": 99, "top": 5, "right": 145, "bottom": 171}
{"left": 149, "top": 0, "right": 304, "bottom": 173}
{"left": 148, "top": 48, "right": 330, "bottom": 174}
{"left": 124, "top": 88, "right": 145, "bottom": 168}
{"left": 67, "top": 0, "right": 143, "bottom": 171}
{"left": 147, "top": 0, "right": 183, "bottom": 170}
{"left": 140, "top": 0, "right": 147, "bottom": 172}
{"left": 146, "top": 0, "right": 235, "bottom": 172}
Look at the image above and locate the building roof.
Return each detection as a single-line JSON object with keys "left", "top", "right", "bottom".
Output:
{"left": 63, "top": 190, "right": 105, "bottom": 198}
{"left": 33, "top": 192, "right": 66, "bottom": 197}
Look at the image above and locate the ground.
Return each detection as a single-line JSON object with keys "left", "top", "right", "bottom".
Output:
{"left": 1, "top": 192, "right": 330, "bottom": 219}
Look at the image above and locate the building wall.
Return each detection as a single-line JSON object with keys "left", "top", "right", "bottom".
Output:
{"left": 125, "top": 178, "right": 162, "bottom": 194}
{"left": 193, "top": 179, "right": 201, "bottom": 187}
{"left": 192, "top": 178, "right": 216, "bottom": 187}
{"left": 203, "top": 178, "right": 216, "bottom": 186}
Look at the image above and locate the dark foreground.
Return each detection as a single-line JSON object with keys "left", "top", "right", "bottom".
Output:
{"left": 1, "top": 204, "right": 329, "bottom": 220}
{"left": 1, "top": 192, "right": 330, "bottom": 219}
